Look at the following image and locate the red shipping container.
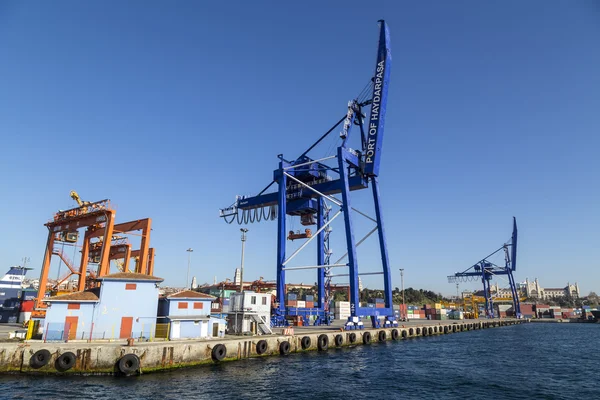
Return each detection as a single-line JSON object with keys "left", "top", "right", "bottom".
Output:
{"left": 305, "top": 301, "right": 314, "bottom": 308}
{"left": 375, "top": 303, "right": 384, "bottom": 308}
{"left": 20, "top": 300, "right": 34, "bottom": 312}
{"left": 287, "top": 301, "right": 297, "bottom": 307}
{"left": 520, "top": 306, "right": 534, "bottom": 314}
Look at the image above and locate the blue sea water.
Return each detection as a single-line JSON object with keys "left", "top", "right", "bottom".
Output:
{"left": 1, "top": 323, "right": 598, "bottom": 399}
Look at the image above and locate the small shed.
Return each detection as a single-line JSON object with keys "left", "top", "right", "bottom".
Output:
{"left": 158, "top": 290, "right": 225, "bottom": 340}
{"left": 227, "top": 291, "right": 272, "bottom": 335}
{"left": 43, "top": 290, "right": 99, "bottom": 341}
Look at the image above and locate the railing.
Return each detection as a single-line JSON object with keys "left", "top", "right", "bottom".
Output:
{"left": 51, "top": 199, "right": 111, "bottom": 223}
{"left": 41, "top": 321, "right": 169, "bottom": 343}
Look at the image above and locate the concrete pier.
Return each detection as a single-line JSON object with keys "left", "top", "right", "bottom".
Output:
{"left": 0, "top": 319, "right": 526, "bottom": 376}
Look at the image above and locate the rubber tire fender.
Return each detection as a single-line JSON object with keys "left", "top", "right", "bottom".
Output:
{"left": 55, "top": 351, "right": 76, "bottom": 372}
{"left": 256, "top": 340, "right": 268, "bottom": 355}
{"left": 279, "top": 341, "right": 291, "bottom": 355}
{"left": 391, "top": 329, "right": 399, "bottom": 340}
{"left": 401, "top": 330, "right": 408, "bottom": 339}
{"left": 362, "top": 331, "right": 372, "bottom": 344}
{"left": 117, "top": 354, "right": 140, "bottom": 375}
{"left": 378, "top": 330, "right": 387, "bottom": 342}
{"left": 334, "top": 334, "right": 343, "bottom": 347}
{"left": 211, "top": 344, "right": 227, "bottom": 362}
{"left": 301, "top": 336, "right": 311, "bottom": 350}
{"left": 348, "top": 332, "right": 357, "bottom": 344}
{"left": 409, "top": 328, "right": 414, "bottom": 336}
{"left": 30, "top": 349, "right": 51, "bottom": 369}
{"left": 317, "top": 334, "right": 329, "bottom": 351}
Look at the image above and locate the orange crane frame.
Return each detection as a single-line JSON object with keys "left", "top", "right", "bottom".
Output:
{"left": 35, "top": 199, "right": 155, "bottom": 311}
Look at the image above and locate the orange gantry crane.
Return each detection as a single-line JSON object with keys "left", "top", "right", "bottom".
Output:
{"left": 34, "top": 191, "right": 155, "bottom": 314}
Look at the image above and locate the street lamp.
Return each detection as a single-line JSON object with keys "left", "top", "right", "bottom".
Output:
{"left": 239, "top": 228, "right": 248, "bottom": 293}
{"left": 399, "top": 268, "right": 405, "bottom": 320}
{"left": 186, "top": 248, "right": 193, "bottom": 289}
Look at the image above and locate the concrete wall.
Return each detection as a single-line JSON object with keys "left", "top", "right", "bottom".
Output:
{"left": 169, "top": 317, "right": 225, "bottom": 339}
{"left": 177, "top": 320, "right": 205, "bottom": 339}
{"left": 80, "top": 280, "right": 161, "bottom": 340}
{"left": 43, "top": 302, "right": 95, "bottom": 340}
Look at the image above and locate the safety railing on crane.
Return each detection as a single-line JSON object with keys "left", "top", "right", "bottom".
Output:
{"left": 52, "top": 199, "right": 111, "bottom": 223}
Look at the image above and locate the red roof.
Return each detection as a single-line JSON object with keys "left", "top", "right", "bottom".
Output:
{"left": 96, "top": 272, "right": 164, "bottom": 282}
{"left": 167, "top": 290, "right": 216, "bottom": 299}
{"left": 45, "top": 290, "right": 99, "bottom": 302}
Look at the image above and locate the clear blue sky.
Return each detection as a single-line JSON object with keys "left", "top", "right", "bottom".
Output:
{"left": 1, "top": 1, "right": 598, "bottom": 297}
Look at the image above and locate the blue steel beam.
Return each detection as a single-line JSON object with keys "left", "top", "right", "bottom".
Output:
{"left": 317, "top": 198, "right": 325, "bottom": 309}
{"left": 337, "top": 147, "right": 360, "bottom": 317}
{"left": 511, "top": 217, "right": 517, "bottom": 271}
{"left": 236, "top": 175, "right": 368, "bottom": 210}
{"left": 364, "top": 20, "right": 392, "bottom": 177}
{"left": 371, "top": 177, "right": 393, "bottom": 309}
{"left": 276, "top": 162, "right": 288, "bottom": 313}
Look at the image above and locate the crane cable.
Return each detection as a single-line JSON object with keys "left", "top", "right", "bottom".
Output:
{"left": 223, "top": 205, "right": 277, "bottom": 225}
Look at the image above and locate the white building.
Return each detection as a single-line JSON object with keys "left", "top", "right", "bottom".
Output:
{"left": 233, "top": 268, "right": 241, "bottom": 286}
{"left": 227, "top": 291, "right": 272, "bottom": 335}
{"left": 523, "top": 278, "right": 580, "bottom": 299}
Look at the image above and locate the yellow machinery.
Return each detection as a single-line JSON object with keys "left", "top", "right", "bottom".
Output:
{"left": 70, "top": 190, "right": 90, "bottom": 209}
{"left": 462, "top": 294, "right": 527, "bottom": 319}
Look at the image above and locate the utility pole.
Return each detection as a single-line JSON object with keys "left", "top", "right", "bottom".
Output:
{"left": 239, "top": 228, "right": 248, "bottom": 293}
{"left": 456, "top": 283, "right": 459, "bottom": 300}
{"left": 399, "top": 268, "right": 405, "bottom": 320}
{"left": 186, "top": 248, "right": 193, "bottom": 289}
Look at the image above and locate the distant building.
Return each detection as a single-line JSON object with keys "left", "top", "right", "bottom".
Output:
{"left": 234, "top": 268, "right": 241, "bottom": 285}
{"left": 523, "top": 278, "right": 580, "bottom": 299}
{"left": 43, "top": 272, "right": 163, "bottom": 341}
{"left": 191, "top": 276, "right": 198, "bottom": 290}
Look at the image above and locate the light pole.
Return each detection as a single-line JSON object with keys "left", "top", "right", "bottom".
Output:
{"left": 186, "top": 248, "right": 193, "bottom": 289}
{"left": 399, "top": 268, "right": 405, "bottom": 320}
{"left": 239, "top": 228, "right": 248, "bottom": 293}
{"left": 456, "top": 283, "right": 460, "bottom": 301}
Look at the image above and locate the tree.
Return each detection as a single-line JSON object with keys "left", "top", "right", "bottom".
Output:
{"left": 586, "top": 292, "right": 599, "bottom": 307}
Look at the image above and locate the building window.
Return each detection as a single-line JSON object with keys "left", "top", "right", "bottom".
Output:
{"left": 125, "top": 283, "right": 137, "bottom": 290}
{"left": 178, "top": 302, "right": 188, "bottom": 309}
{"left": 251, "top": 296, "right": 256, "bottom": 305}
{"left": 194, "top": 302, "right": 204, "bottom": 309}
{"left": 262, "top": 297, "right": 267, "bottom": 305}
{"left": 67, "top": 303, "right": 80, "bottom": 310}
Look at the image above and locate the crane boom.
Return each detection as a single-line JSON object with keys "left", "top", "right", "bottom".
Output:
{"left": 364, "top": 20, "right": 392, "bottom": 177}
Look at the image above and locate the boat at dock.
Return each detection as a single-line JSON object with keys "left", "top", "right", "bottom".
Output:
{"left": 0, "top": 266, "right": 31, "bottom": 323}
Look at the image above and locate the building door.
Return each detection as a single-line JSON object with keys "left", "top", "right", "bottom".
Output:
{"left": 64, "top": 316, "right": 78, "bottom": 340}
{"left": 212, "top": 322, "right": 219, "bottom": 337}
{"left": 171, "top": 321, "right": 180, "bottom": 339}
{"left": 120, "top": 317, "right": 133, "bottom": 339}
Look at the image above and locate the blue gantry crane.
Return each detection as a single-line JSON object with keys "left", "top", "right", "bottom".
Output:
{"left": 219, "top": 20, "right": 397, "bottom": 330}
{"left": 448, "top": 217, "right": 521, "bottom": 319}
